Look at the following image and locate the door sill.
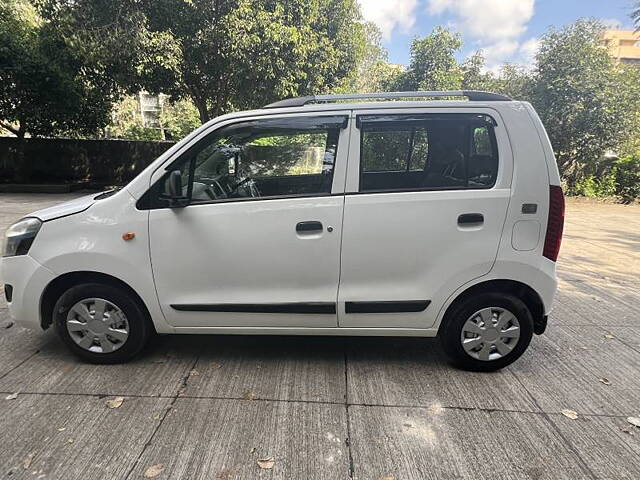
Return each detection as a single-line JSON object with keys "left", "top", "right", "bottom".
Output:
{"left": 169, "top": 326, "right": 438, "bottom": 337}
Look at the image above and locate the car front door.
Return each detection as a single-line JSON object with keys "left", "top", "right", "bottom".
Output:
{"left": 146, "top": 112, "right": 350, "bottom": 328}
{"left": 338, "top": 108, "right": 513, "bottom": 329}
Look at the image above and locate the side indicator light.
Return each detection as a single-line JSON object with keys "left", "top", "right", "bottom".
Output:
{"left": 122, "top": 232, "right": 136, "bottom": 241}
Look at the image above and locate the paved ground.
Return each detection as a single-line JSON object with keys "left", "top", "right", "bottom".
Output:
{"left": 1, "top": 193, "right": 639, "bottom": 480}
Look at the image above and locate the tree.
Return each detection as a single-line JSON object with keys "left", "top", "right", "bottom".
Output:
{"left": 633, "top": 1, "right": 640, "bottom": 30}
{"left": 107, "top": 96, "right": 164, "bottom": 141}
{"left": 530, "top": 19, "right": 640, "bottom": 183}
{"left": 347, "top": 22, "right": 404, "bottom": 93}
{"left": 160, "top": 99, "right": 201, "bottom": 140}
{"left": 396, "top": 27, "right": 463, "bottom": 91}
{"left": 0, "top": 0, "right": 115, "bottom": 137}
{"left": 146, "top": 0, "right": 368, "bottom": 121}
{"left": 492, "top": 64, "right": 533, "bottom": 100}
{"left": 461, "top": 51, "right": 495, "bottom": 91}
{"left": 47, "top": 0, "right": 368, "bottom": 124}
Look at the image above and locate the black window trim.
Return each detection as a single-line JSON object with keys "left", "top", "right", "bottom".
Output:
{"left": 137, "top": 114, "right": 349, "bottom": 210}
{"left": 355, "top": 113, "right": 500, "bottom": 195}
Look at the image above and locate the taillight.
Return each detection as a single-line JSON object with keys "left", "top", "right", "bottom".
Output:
{"left": 543, "top": 185, "right": 565, "bottom": 261}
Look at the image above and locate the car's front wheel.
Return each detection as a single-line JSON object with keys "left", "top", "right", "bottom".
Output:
{"left": 439, "top": 292, "right": 534, "bottom": 371}
{"left": 53, "top": 283, "right": 151, "bottom": 364}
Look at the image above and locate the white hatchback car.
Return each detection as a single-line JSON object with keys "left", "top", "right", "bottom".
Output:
{"left": 1, "top": 91, "right": 564, "bottom": 370}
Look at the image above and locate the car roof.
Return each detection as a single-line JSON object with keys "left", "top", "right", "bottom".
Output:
{"left": 210, "top": 99, "right": 520, "bottom": 125}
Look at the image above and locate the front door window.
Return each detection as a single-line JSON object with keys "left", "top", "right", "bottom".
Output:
{"left": 157, "top": 115, "right": 346, "bottom": 205}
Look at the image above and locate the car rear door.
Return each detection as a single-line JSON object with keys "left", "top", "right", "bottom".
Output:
{"left": 337, "top": 107, "right": 513, "bottom": 328}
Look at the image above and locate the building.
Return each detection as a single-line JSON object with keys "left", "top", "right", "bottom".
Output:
{"left": 138, "top": 92, "right": 168, "bottom": 129}
{"left": 602, "top": 29, "right": 640, "bottom": 65}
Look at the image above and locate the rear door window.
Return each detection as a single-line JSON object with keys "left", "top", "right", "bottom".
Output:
{"left": 358, "top": 114, "right": 498, "bottom": 192}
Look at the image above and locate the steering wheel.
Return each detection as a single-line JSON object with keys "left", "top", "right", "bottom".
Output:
{"left": 227, "top": 176, "right": 260, "bottom": 198}
{"left": 192, "top": 180, "right": 226, "bottom": 201}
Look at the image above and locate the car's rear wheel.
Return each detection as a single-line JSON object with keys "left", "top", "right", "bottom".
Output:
{"left": 53, "top": 283, "right": 151, "bottom": 364}
{"left": 439, "top": 292, "right": 533, "bottom": 371}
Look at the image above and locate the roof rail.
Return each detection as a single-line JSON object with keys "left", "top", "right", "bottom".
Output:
{"left": 263, "top": 90, "right": 511, "bottom": 108}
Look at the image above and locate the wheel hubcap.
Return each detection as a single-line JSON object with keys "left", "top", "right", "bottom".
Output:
{"left": 460, "top": 307, "right": 521, "bottom": 361}
{"left": 66, "top": 298, "right": 129, "bottom": 353}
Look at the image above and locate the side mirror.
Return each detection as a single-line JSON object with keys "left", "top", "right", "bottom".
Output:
{"left": 162, "top": 170, "right": 189, "bottom": 208}
{"left": 168, "top": 170, "right": 183, "bottom": 197}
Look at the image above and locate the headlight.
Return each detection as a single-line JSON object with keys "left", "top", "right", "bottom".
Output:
{"left": 3, "top": 217, "right": 42, "bottom": 257}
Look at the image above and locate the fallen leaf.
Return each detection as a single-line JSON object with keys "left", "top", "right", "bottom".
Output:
{"left": 627, "top": 417, "right": 640, "bottom": 428}
{"left": 190, "top": 369, "right": 200, "bottom": 376}
{"left": 2, "top": 320, "right": 14, "bottom": 329}
{"left": 598, "top": 377, "right": 611, "bottom": 386}
{"left": 378, "top": 477, "right": 396, "bottom": 480}
{"left": 211, "top": 362, "right": 223, "bottom": 369}
{"left": 620, "top": 426, "right": 635, "bottom": 436}
{"left": 5, "top": 392, "right": 18, "bottom": 400}
{"left": 243, "top": 391, "right": 257, "bottom": 400}
{"left": 57, "top": 427, "right": 66, "bottom": 432}
{"left": 604, "top": 334, "right": 615, "bottom": 339}
{"left": 257, "top": 458, "right": 275, "bottom": 470}
{"left": 250, "top": 447, "right": 256, "bottom": 454}
{"left": 105, "top": 396, "right": 124, "bottom": 409}
{"left": 23, "top": 453, "right": 34, "bottom": 469}
{"left": 144, "top": 464, "right": 165, "bottom": 478}
{"left": 67, "top": 439, "right": 74, "bottom": 444}
{"left": 561, "top": 409, "right": 578, "bottom": 420}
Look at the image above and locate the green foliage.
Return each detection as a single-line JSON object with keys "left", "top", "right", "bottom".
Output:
{"left": 461, "top": 51, "right": 495, "bottom": 91}
{"left": 160, "top": 99, "right": 201, "bottom": 140}
{"left": 18, "top": 0, "right": 369, "bottom": 130}
{"left": 491, "top": 64, "right": 533, "bottom": 100}
{"left": 613, "top": 155, "right": 640, "bottom": 202}
{"left": 569, "top": 172, "right": 617, "bottom": 197}
{"left": 397, "top": 27, "right": 463, "bottom": 91}
{"left": 633, "top": 1, "right": 640, "bottom": 29}
{"left": 530, "top": 20, "right": 640, "bottom": 185}
{"left": 50, "top": 0, "right": 367, "bottom": 122}
{"left": 0, "top": 0, "right": 116, "bottom": 138}
{"left": 568, "top": 155, "right": 640, "bottom": 202}
{"left": 344, "top": 22, "right": 404, "bottom": 93}
{"left": 108, "top": 96, "right": 162, "bottom": 141}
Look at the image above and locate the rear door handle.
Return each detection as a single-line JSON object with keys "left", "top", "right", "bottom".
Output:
{"left": 296, "top": 221, "right": 323, "bottom": 233}
{"left": 458, "top": 213, "right": 484, "bottom": 225}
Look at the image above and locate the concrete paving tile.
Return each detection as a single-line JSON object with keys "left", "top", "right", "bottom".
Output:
{"left": 0, "top": 310, "right": 51, "bottom": 378}
{"left": 127, "top": 398, "right": 349, "bottom": 480}
{"left": 0, "top": 334, "right": 199, "bottom": 397}
{"left": 511, "top": 325, "right": 640, "bottom": 416}
{"left": 184, "top": 335, "right": 347, "bottom": 403}
{"left": 346, "top": 337, "right": 540, "bottom": 412}
{"left": 0, "top": 393, "right": 170, "bottom": 480}
{"left": 606, "top": 327, "right": 640, "bottom": 353}
{"left": 548, "top": 414, "right": 640, "bottom": 480}
{"left": 552, "top": 280, "right": 639, "bottom": 327}
{"left": 348, "top": 405, "right": 590, "bottom": 480}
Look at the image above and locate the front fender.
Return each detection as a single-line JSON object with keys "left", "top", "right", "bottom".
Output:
{"left": 28, "top": 191, "right": 174, "bottom": 334}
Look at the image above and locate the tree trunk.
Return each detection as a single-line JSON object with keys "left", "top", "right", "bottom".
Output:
{"left": 193, "top": 96, "right": 210, "bottom": 124}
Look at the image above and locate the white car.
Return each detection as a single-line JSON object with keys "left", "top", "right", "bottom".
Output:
{"left": 1, "top": 91, "right": 564, "bottom": 371}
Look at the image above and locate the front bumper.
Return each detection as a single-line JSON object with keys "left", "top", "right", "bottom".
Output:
{"left": 0, "top": 255, "right": 56, "bottom": 330}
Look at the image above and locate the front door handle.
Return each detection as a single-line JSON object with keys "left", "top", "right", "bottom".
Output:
{"left": 458, "top": 213, "right": 484, "bottom": 225}
{"left": 296, "top": 221, "right": 323, "bottom": 233}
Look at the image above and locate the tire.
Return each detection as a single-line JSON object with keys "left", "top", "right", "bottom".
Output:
{"left": 439, "top": 292, "right": 534, "bottom": 372}
{"left": 53, "top": 283, "right": 152, "bottom": 364}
